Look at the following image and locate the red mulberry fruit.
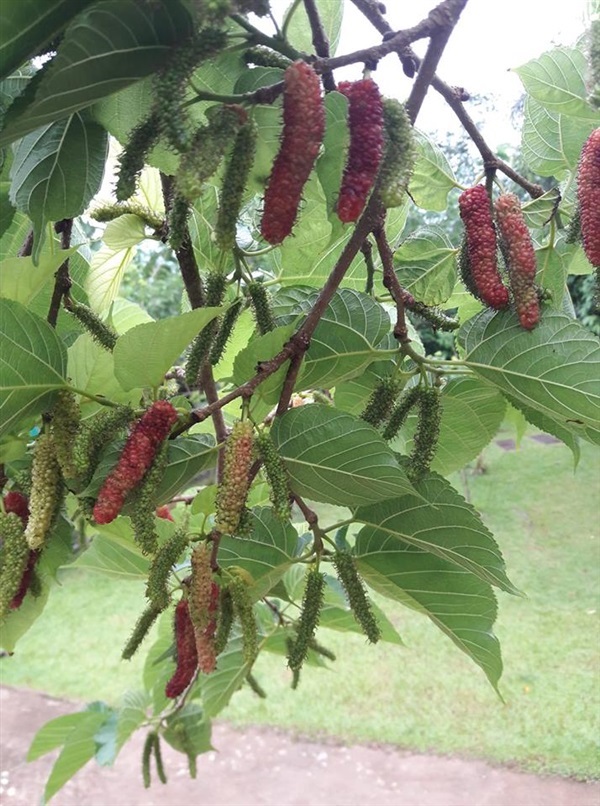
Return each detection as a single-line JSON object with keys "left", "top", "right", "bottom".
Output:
{"left": 577, "top": 128, "right": 600, "bottom": 268}
{"left": 458, "top": 185, "right": 510, "bottom": 310}
{"left": 495, "top": 193, "right": 540, "bottom": 330}
{"left": 165, "top": 599, "right": 199, "bottom": 698}
{"left": 260, "top": 61, "right": 325, "bottom": 244}
{"left": 336, "top": 79, "right": 384, "bottom": 223}
{"left": 93, "top": 401, "right": 178, "bottom": 525}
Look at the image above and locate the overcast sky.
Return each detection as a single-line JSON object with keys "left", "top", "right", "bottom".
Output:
{"left": 270, "top": 0, "right": 593, "bottom": 145}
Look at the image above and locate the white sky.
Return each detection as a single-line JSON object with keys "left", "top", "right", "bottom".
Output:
{"left": 272, "top": 0, "right": 593, "bottom": 146}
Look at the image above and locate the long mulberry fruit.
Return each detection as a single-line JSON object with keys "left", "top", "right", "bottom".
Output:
{"left": 214, "top": 421, "right": 254, "bottom": 535}
{"left": 378, "top": 98, "right": 415, "bottom": 209}
{"left": 494, "top": 193, "right": 540, "bottom": 330}
{"left": 215, "top": 118, "right": 258, "bottom": 251}
{"left": 332, "top": 551, "right": 381, "bottom": 643}
{"left": 24, "top": 433, "right": 63, "bottom": 550}
{"left": 577, "top": 128, "right": 600, "bottom": 268}
{"left": 0, "top": 512, "right": 30, "bottom": 617}
{"left": 165, "top": 599, "right": 198, "bottom": 698}
{"left": 93, "top": 401, "right": 178, "bottom": 525}
{"left": 256, "top": 431, "right": 291, "bottom": 521}
{"left": 408, "top": 387, "right": 441, "bottom": 483}
{"left": 458, "top": 185, "right": 510, "bottom": 310}
{"left": 50, "top": 390, "right": 81, "bottom": 479}
{"left": 336, "top": 79, "right": 384, "bottom": 223}
{"left": 189, "top": 543, "right": 219, "bottom": 673}
{"left": 260, "top": 61, "right": 325, "bottom": 244}
{"left": 287, "top": 567, "right": 325, "bottom": 674}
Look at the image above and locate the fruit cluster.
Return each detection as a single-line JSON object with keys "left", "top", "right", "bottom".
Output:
{"left": 214, "top": 420, "right": 255, "bottom": 535}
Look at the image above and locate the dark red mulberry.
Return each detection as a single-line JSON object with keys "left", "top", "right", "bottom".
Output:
{"left": 336, "top": 79, "right": 384, "bottom": 223}
{"left": 458, "top": 185, "right": 510, "bottom": 310}
{"left": 495, "top": 193, "right": 540, "bottom": 330}
{"left": 93, "top": 401, "right": 178, "bottom": 525}
{"left": 165, "top": 599, "right": 199, "bottom": 698}
{"left": 577, "top": 128, "right": 600, "bottom": 268}
{"left": 260, "top": 61, "right": 325, "bottom": 244}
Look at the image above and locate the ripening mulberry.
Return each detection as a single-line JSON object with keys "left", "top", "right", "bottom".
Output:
{"left": 214, "top": 421, "right": 254, "bottom": 535}
{"left": 494, "top": 193, "right": 540, "bottom": 330}
{"left": 3, "top": 491, "right": 29, "bottom": 526}
{"left": 577, "top": 128, "right": 600, "bottom": 268}
{"left": 458, "top": 185, "right": 510, "bottom": 309}
{"left": 378, "top": 98, "right": 415, "bottom": 209}
{"left": 336, "top": 79, "right": 385, "bottom": 223}
{"left": 260, "top": 61, "right": 325, "bottom": 244}
{"left": 93, "top": 401, "right": 178, "bottom": 525}
{"left": 189, "top": 543, "right": 219, "bottom": 673}
{"left": 24, "top": 433, "right": 63, "bottom": 550}
{"left": 165, "top": 600, "right": 198, "bottom": 698}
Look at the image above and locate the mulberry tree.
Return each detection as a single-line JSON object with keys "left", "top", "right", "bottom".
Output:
{"left": 0, "top": 0, "right": 598, "bottom": 799}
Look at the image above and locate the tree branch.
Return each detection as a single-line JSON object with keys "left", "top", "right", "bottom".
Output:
{"left": 303, "top": 0, "right": 336, "bottom": 91}
{"left": 405, "top": 0, "right": 469, "bottom": 124}
{"left": 18, "top": 229, "right": 34, "bottom": 257}
{"left": 373, "top": 222, "right": 409, "bottom": 344}
{"left": 47, "top": 219, "right": 73, "bottom": 328}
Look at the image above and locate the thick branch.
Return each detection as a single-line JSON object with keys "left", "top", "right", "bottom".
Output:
{"left": 47, "top": 219, "right": 73, "bottom": 328}
{"left": 405, "top": 0, "right": 469, "bottom": 124}
{"left": 303, "top": 0, "right": 336, "bottom": 91}
{"left": 160, "top": 173, "right": 205, "bottom": 308}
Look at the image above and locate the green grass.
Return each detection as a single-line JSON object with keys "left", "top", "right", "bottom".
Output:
{"left": 2, "top": 435, "right": 599, "bottom": 779}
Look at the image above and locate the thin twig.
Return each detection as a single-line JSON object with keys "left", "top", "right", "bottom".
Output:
{"left": 293, "top": 494, "right": 323, "bottom": 555}
{"left": 18, "top": 230, "right": 34, "bottom": 257}
{"left": 373, "top": 223, "right": 409, "bottom": 343}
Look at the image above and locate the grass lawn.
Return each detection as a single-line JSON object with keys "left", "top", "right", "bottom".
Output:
{"left": 2, "top": 434, "right": 599, "bottom": 779}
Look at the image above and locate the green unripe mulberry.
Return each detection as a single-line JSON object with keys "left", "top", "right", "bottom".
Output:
{"left": 228, "top": 573, "right": 258, "bottom": 665}
{"left": 146, "top": 529, "right": 189, "bottom": 611}
{"left": 64, "top": 299, "right": 118, "bottom": 351}
{"left": 210, "top": 298, "right": 244, "bottom": 366}
{"left": 50, "top": 390, "right": 81, "bottom": 480}
{"left": 72, "top": 406, "right": 134, "bottom": 489}
{"left": 116, "top": 113, "right": 161, "bottom": 202}
{"left": 247, "top": 281, "right": 275, "bottom": 334}
{"left": 360, "top": 377, "right": 401, "bottom": 428}
{"left": 122, "top": 603, "right": 162, "bottom": 660}
{"left": 379, "top": 99, "right": 416, "bottom": 208}
{"left": 382, "top": 386, "right": 420, "bottom": 442}
{"left": 185, "top": 270, "right": 227, "bottom": 386}
{"left": 129, "top": 443, "right": 170, "bottom": 555}
{"left": 215, "top": 120, "right": 258, "bottom": 251}
{"left": 332, "top": 551, "right": 381, "bottom": 643}
{"left": 24, "top": 433, "right": 62, "bottom": 550}
{"left": 256, "top": 431, "right": 291, "bottom": 521}
{"left": 287, "top": 567, "right": 325, "bottom": 674}
{"left": 408, "top": 387, "right": 442, "bottom": 483}
{"left": 0, "top": 513, "right": 30, "bottom": 618}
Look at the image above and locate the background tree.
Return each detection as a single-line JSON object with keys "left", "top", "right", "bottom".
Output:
{"left": 0, "top": 0, "right": 598, "bottom": 799}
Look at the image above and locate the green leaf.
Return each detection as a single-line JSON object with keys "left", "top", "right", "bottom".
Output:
{"left": 67, "top": 334, "right": 143, "bottom": 418}
{"left": 0, "top": 0, "right": 194, "bottom": 147}
{"left": 392, "top": 378, "right": 507, "bottom": 476}
{"left": 520, "top": 189, "right": 561, "bottom": 229}
{"left": 102, "top": 214, "right": 148, "bottom": 250}
{"left": 503, "top": 393, "right": 581, "bottom": 464}
{"left": 108, "top": 297, "right": 154, "bottom": 334}
{"left": 143, "top": 612, "right": 175, "bottom": 715}
{"left": 233, "top": 323, "right": 298, "bottom": 405}
{"left": 514, "top": 46, "right": 600, "bottom": 122}
{"left": 521, "top": 97, "right": 598, "bottom": 178}
{"left": 300, "top": 288, "right": 392, "bottom": 390}
{"left": 461, "top": 310, "right": 600, "bottom": 446}
{"left": 0, "top": 298, "right": 66, "bottom": 437}
{"left": 393, "top": 227, "right": 457, "bottom": 306}
{"left": 354, "top": 475, "right": 512, "bottom": 689}
{"left": 0, "top": 247, "right": 78, "bottom": 304}
{"left": 66, "top": 520, "right": 149, "bottom": 580}
{"left": 163, "top": 703, "right": 212, "bottom": 756}
{"left": 320, "top": 577, "right": 403, "bottom": 645}
{"left": 201, "top": 637, "right": 250, "bottom": 718}
{"left": 113, "top": 307, "right": 223, "bottom": 390}
{"left": 154, "top": 435, "right": 217, "bottom": 502}
{"left": 43, "top": 710, "right": 110, "bottom": 802}
{"left": 218, "top": 508, "right": 299, "bottom": 601}
{"left": 271, "top": 405, "right": 416, "bottom": 507}
{"left": 317, "top": 92, "right": 349, "bottom": 223}
{"left": 85, "top": 241, "right": 137, "bottom": 313}
{"left": 0, "top": 0, "right": 97, "bottom": 81}
{"left": 28, "top": 713, "right": 91, "bottom": 761}
{"left": 409, "top": 130, "right": 457, "bottom": 211}
{"left": 9, "top": 113, "right": 107, "bottom": 261}
{"left": 115, "top": 690, "right": 150, "bottom": 754}
{"left": 285, "top": 0, "right": 344, "bottom": 55}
